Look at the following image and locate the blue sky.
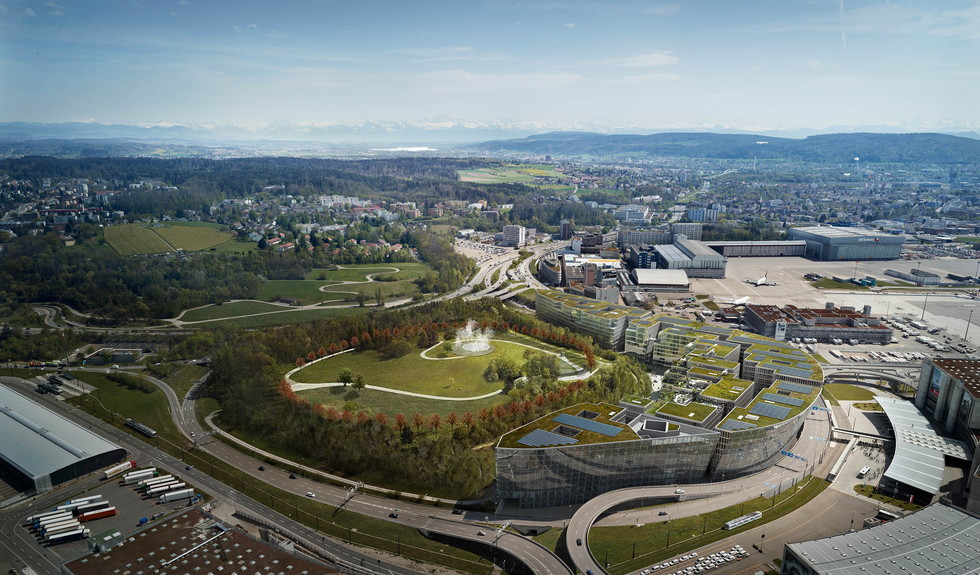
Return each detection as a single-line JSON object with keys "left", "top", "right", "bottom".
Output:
{"left": 1, "top": 0, "right": 978, "bottom": 133}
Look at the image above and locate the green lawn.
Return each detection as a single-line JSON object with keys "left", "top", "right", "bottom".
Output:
{"left": 186, "top": 306, "right": 372, "bottom": 329}
{"left": 181, "top": 300, "right": 293, "bottom": 322}
{"left": 292, "top": 334, "right": 584, "bottom": 397}
{"left": 257, "top": 263, "right": 432, "bottom": 304}
{"left": 296, "top": 386, "right": 509, "bottom": 418}
{"left": 823, "top": 383, "right": 877, "bottom": 401}
{"left": 66, "top": 371, "right": 182, "bottom": 445}
{"left": 292, "top": 346, "right": 521, "bottom": 397}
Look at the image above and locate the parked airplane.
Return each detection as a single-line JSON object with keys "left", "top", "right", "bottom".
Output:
{"left": 719, "top": 296, "right": 752, "bottom": 306}
{"left": 745, "top": 269, "right": 777, "bottom": 286}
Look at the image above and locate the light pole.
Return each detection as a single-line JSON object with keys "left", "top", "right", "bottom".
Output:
{"left": 921, "top": 293, "right": 929, "bottom": 321}
{"left": 966, "top": 307, "right": 975, "bottom": 342}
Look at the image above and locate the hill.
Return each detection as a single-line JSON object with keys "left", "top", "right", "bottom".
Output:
{"left": 471, "top": 131, "right": 980, "bottom": 164}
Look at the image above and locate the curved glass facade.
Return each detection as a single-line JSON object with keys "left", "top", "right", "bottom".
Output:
{"left": 497, "top": 429, "right": 719, "bottom": 508}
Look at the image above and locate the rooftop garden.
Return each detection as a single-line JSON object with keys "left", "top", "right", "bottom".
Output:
{"left": 701, "top": 377, "right": 753, "bottom": 401}
{"left": 498, "top": 402, "right": 638, "bottom": 449}
{"left": 657, "top": 400, "right": 717, "bottom": 422}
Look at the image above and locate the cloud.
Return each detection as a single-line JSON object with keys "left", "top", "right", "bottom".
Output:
{"left": 642, "top": 3, "right": 683, "bottom": 17}
{"left": 418, "top": 69, "right": 584, "bottom": 94}
{"left": 233, "top": 23, "right": 259, "bottom": 34}
{"left": 610, "top": 72, "right": 681, "bottom": 83}
{"left": 607, "top": 51, "right": 679, "bottom": 67}
{"left": 23, "top": 7, "right": 36, "bottom": 17}
{"left": 563, "top": 22, "right": 576, "bottom": 27}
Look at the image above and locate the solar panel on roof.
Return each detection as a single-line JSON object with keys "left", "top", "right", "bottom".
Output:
{"left": 718, "top": 420, "right": 757, "bottom": 431}
{"left": 763, "top": 393, "right": 804, "bottom": 407}
{"left": 750, "top": 403, "right": 791, "bottom": 420}
{"left": 553, "top": 413, "right": 622, "bottom": 437}
{"left": 516, "top": 428, "right": 580, "bottom": 447}
{"left": 778, "top": 381, "right": 816, "bottom": 394}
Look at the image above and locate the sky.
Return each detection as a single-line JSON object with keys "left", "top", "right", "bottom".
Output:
{"left": 1, "top": 0, "right": 978, "bottom": 133}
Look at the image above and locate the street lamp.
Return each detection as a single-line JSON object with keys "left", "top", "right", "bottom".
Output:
{"left": 966, "top": 307, "right": 975, "bottom": 342}
{"left": 921, "top": 293, "right": 929, "bottom": 321}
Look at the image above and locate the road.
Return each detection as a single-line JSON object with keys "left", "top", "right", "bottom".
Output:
{"left": 0, "top": 377, "right": 427, "bottom": 575}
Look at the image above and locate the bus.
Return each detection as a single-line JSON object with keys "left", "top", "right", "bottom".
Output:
{"left": 857, "top": 466, "right": 871, "bottom": 479}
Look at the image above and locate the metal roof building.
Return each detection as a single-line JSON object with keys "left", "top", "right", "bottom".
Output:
{"left": 787, "top": 226, "right": 904, "bottom": 261}
{"left": 782, "top": 503, "right": 980, "bottom": 575}
{"left": 874, "top": 396, "right": 970, "bottom": 500}
{"left": 0, "top": 385, "right": 126, "bottom": 493}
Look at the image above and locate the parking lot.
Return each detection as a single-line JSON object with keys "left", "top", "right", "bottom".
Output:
{"left": 19, "top": 471, "right": 197, "bottom": 559}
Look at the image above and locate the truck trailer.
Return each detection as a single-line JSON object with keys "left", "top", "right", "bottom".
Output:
{"left": 146, "top": 482, "right": 182, "bottom": 496}
{"left": 78, "top": 507, "right": 117, "bottom": 522}
{"left": 104, "top": 461, "right": 137, "bottom": 479}
{"left": 159, "top": 488, "right": 194, "bottom": 503}
{"left": 46, "top": 528, "right": 91, "bottom": 545}
{"left": 138, "top": 475, "right": 175, "bottom": 490}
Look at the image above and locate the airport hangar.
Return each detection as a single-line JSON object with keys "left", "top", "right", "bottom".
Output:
{"left": 0, "top": 385, "right": 126, "bottom": 494}
{"left": 787, "top": 226, "right": 904, "bottom": 261}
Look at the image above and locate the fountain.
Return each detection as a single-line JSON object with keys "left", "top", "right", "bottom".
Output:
{"left": 452, "top": 320, "right": 495, "bottom": 356}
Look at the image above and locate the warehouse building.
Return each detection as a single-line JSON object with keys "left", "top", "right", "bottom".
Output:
{"left": 704, "top": 240, "right": 807, "bottom": 258}
{"left": 781, "top": 503, "right": 980, "bottom": 575}
{"left": 787, "top": 226, "right": 903, "bottom": 260}
{"left": 0, "top": 385, "right": 126, "bottom": 493}
{"left": 656, "top": 237, "right": 727, "bottom": 278}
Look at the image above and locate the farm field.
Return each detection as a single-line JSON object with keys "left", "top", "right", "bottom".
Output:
{"left": 153, "top": 221, "right": 235, "bottom": 250}
{"left": 104, "top": 224, "right": 174, "bottom": 255}
{"left": 104, "top": 222, "right": 236, "bottom": 255}
{"left": 180, "top": 300, "right": 292, "bottom": 322}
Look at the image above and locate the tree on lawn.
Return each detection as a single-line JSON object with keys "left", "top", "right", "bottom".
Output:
{"left": 352, "top": 373, "right": 366, "bottom": 390}
{"left": 338, "top": 367, "right": 353, "bottom": 387}
{"left": 394, "top": 413, "right": 407, "bottom": 430}
{"left": 446, "top": 412, "right": 458, "bottom": 429}
{"left": 412, "top": 412, "right": 425, "bottom": 431}
{"left": 429, "top": 413, "right": 442, "bottom": 431}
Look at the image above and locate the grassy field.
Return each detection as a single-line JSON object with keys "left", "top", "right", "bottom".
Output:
{"left": 822, "top": 383, "right": 877, "bottom": 401}
{"left": 67, "top": 371, "right": 182, "bottom": 445}
{"left": 180, "top": 300, "right": 293, "bottom": 322}
{"left": 292, "top": 332, "right": 583, "bottom": 396}
{"left": 186, "top": 306, "right": 372, "bottom": 329}
{"left": 255, "top": 263, "right": 432, "bottom": 305}
{"left": 104, "top": 224, "right": 175, "bottom": 255}
{"left": 296, "top": 386, "right": 509, "bottom": 418}
{"left": 292, "top": 345, "right": 524, "bottom": 397}
{"left": 584, "top": 478, "right": 830, "bottom": 575}
{"left": 457, "top": 168, "right": 536, "bottom": 183}
{"left": 153, "top": 221, "right": 235, "bottom": 251}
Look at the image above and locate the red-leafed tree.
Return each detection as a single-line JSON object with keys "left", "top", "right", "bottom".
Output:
{"left": 462, "top": 412, "right": 474, "bottom": 427}
{"left": 412, "top": 412, "right": 425, "bottom": 431}
{"left": 394, "top": 413, "right": 407, "bottom": 429}
{"left": 446, "top": 412, "right": 458, "bottom": 429}
{"left": 376, "top": 412, "right": 389, "bottom": 426}
{"left": 295, "top": 357, "right": 306, "bottom": 366}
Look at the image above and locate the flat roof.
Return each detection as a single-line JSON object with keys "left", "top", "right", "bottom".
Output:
{"left": 0, "top": 385, "right": 124, "bottom": 480}
{"left": 786, "top": 503, "right": 980, "bottom": 575}
{"left": 874, "top": 397, "right": 949, "bottom": 494}
{"left": 633, "top": 268, "right": 689, "bottom": 286}
{"left": 790, "top": 225, "right": 883, "bottom": 239}
{"left": 932, "top": 358, "right": 980, "bottom": 398}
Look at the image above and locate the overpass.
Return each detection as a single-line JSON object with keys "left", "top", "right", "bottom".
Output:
{"left": 421, "top": 519, "right": 573, "bottom": 575}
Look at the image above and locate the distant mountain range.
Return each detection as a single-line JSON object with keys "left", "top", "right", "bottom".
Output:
{"left": 1, "top": 121, "right": 979, "bottom": 163}
{"left": 470, "top": 132, "right": 980, "bottom": 164}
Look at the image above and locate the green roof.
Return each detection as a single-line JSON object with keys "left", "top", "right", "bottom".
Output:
{"left": 498, "top": 402, "right": 638, "bottom": 448}
{"left": 719, "top": 381, "right": 819, "bottom": 428}
{"left": 701, "top": 376, "right": 753, "bottom": 401}
{"left": 657, "top": 401, "right": 717, "bottom": 422}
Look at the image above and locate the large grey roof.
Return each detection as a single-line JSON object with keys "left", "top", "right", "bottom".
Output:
{"left": 0, "top": 385, "right": 124, "bottom": 479}
{"left": 786, "top": 503, "right": 980, "bottom": 575}
{"left": 874, "top": 396, "right": 957, "bottom": 495}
